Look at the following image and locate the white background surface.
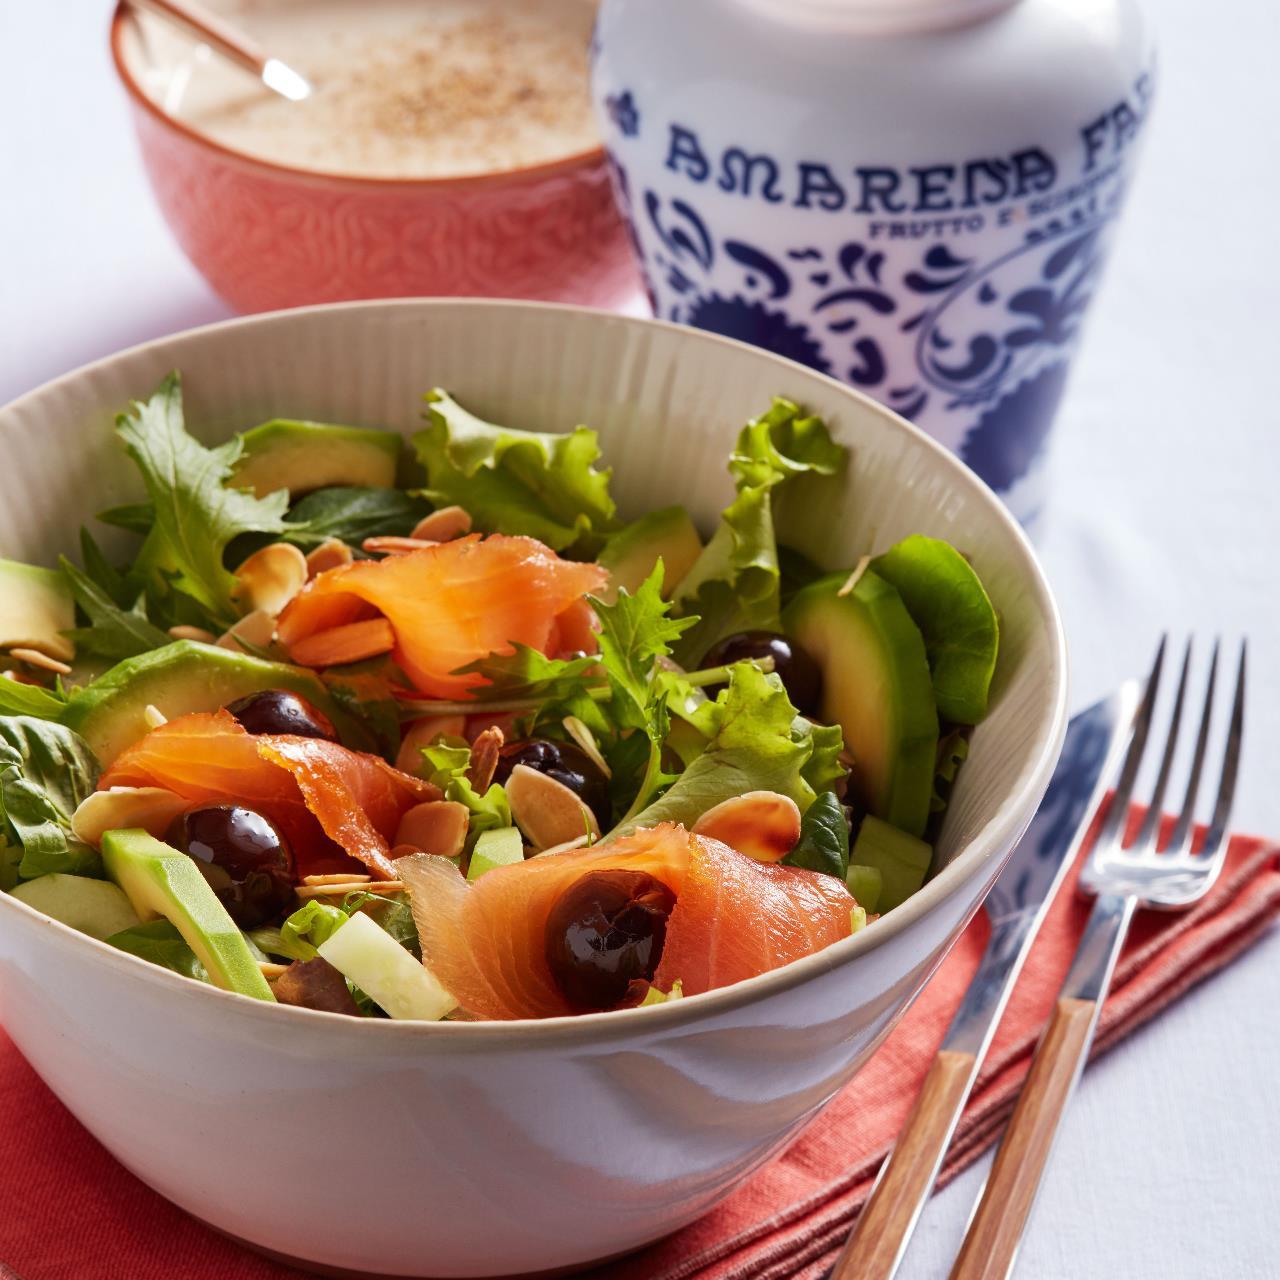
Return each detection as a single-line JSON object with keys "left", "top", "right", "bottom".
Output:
{"left": 1, "top": 2, "right": 1276, "bottom": 1277}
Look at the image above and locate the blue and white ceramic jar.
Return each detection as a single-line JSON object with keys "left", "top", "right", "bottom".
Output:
{"left": 592, "top": 0, "right": 1153, "bottom": 528}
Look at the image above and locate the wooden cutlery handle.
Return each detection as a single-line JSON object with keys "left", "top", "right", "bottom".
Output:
{"left": 832, "top": 1049, "right": 977, "bottom": 1280}
{"left": 949, "top": 997, "right": 1099, "bottom": 1280}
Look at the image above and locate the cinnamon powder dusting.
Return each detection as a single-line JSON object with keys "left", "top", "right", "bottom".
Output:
{"left": 187, "top": 0, "right": 600, "bottom": 180}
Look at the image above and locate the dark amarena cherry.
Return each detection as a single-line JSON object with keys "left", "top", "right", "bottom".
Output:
{"left": 493, "top": 738, "right": 610, "bottom": 828}
{"left": 225, "top": 688, "right": 338, "bottom": 741}
{"left": 166, "top": 804, "right": 296, "bottom": 929}
{"left": 544, "top": 870, "right": 676, "bottom": 1011}
{"left": 701, "top": 630, "right": 823, "bottom": 714}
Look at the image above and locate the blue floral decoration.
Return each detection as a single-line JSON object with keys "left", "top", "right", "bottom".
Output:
{"left": 959, "top": 361, "right": 1070, "bottom": 491}
{"left": 684, "top": 295, "right": 832, "bottom": 375}
{"left": 606, "top": 91, "right": 640, "bottom": 138}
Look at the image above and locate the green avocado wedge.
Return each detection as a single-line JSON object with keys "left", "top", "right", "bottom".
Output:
{"left": 61, "top": 640, "right": 363, "bottom": 764}
{"left": 101, "top": 829, "right": 275, "bottom": 1000}
{"left": 0, "top": 559, "right": 74, "bottom": 663}
{"left": 231, "top": 420, "right": 402, "bottom": 498}
{"left": 783, "top": 569, "right": 939, "bottom": 838}
{"left": 10, "top": 873, "right": 142, "bottom": 940}
{"left": 871, "top": 535, "right": 999, "bottom": 725}
{"left": 596, "top": 506, "right": 703, "bottom": 602}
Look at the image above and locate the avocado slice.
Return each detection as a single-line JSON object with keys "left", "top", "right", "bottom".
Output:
{"left": 231, "top": 420, "right": 402, "bottom": 499}
{"left": 783, "top": 569, "right": 939, "bottom": 837}
{"left": 100, "top": 828, "right": 274, "bottom": 1000}
{"left": 10, "top": 873, "right": 142, "bottom": 940}
{"left": 871, "top": 535, "right": 999, "bottom": 724}
{"left": 0, "top": 559, "right": 74, "bottom": 662}
{"left": 848, "top": 816, "right": 932, "bottom": 913}
{"left": 596, "top": 506, "right": 703, "bottom": 602}
{"left": 62, "top": 639, "right": 360, "bottom": 764}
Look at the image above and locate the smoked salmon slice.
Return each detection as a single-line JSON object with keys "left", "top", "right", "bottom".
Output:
{"left": 102, "top": 710, "right": 437, "bottom": 879}
{"left": 277, "top": 534, "right": 607, "bottom": 699}
{"left": 399, "top": 823, "right": 853, "bottom": 1020}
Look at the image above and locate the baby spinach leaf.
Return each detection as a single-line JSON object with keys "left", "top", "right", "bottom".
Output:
{"left": 282, "top": 487, "right": 433, "bottom": 548}
{"left": 0, "top": 717, "right": 101, "bottom": 879}
{"left": 106, "top": 920, "right": 207, "bottom": 981}
{"left": 782, "top": 790, "right": 849, "bottom": 879}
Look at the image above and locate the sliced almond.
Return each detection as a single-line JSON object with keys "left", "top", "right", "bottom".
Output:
{"left": 9, "top": 647, "right": 72, "bottom": 676}
{"left": 411, "top": 506, "right": 472, "bottom": 542}
{"left": 301, "top": 873, "right": 372, "bottom": 886}
{"left": 506, "top": 764, "right": 600, "bottom": 852}
{"left": 289, "top": 617, "right": 395, "bottom": 668}
{"left": 71, "top": 786, "right": 188, "bottom": 848}
{"left": 466, "top": 725, "right": 504, "bottom": 793}
{"left": 362, "top": 536, "right": 436, "bottom": 556}
{"left": 232, "top": 542, "right": 308, "bottom": 617}
{"left": 393, "top": 800, "right": 470, "bottom": 859}
{"left": 396, "top": 714, "right": 467, "bottom": 774}
{"left": 305, "top": 537, "right": 354, "bottom": 579}
{"left": 295, "top": 880, "right": 405, "bottom": 899}
{"left": 692, "top": 790, "right": 803, "bottom": 863}
{"left": 217, "top": 608, "right": 276, "bottom": 654}
{"left": 535, "top": 833, "right": 592, "bottom": 858}
{"left": 259, "top": 961, "right": 291, "bottom": 979}
{"left": 168, "top": 624, "right": 217, "bottom": 643}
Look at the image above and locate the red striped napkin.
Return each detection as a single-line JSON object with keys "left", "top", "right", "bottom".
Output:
{"left": 0, "top": 816, "right": 1275, "bottom": 1280}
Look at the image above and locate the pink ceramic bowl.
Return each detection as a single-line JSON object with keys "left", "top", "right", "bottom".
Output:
{"left": 0, "top": 301, "right": 1067, "bottom": 1277}
{"left": 109, "top": 4, "right": 639, "bottom": 314}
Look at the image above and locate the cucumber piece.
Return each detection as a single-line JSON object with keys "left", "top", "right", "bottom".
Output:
{"left": 844, "top": 863, "right": 883, "bottom": 915}
{"left": 849, "top": 816, "right": 932, "bottom": 913}
{"left": 10, "top": 873, "right": 141, "bottom": 940}
{"left": 318, "top": 911, "right": 455, "bottom": 1021}
{"left": 467, "top": 827, "right": 524, "bottom": 881}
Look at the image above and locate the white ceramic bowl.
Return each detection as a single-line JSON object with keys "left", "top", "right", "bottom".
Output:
{"left": 0, "top": 301, "right": 1066, "bottom": 1278}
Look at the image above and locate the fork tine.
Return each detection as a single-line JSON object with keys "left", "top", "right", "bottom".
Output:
{"left": 1093, "top": 635, "right": 1167, "bottom": 850}
{"left": 1164, "top": 639, "right": 1220, "bottom": 856}
{"left": 1132, "top": 638, "right": 1192, "bottom": 852}
{"left": 1194, "top": 639, "right": 1246, "bottom": 864}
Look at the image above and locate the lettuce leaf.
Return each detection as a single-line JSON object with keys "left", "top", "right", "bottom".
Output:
{"left": 59, "top": 556, "right": 171, "bottom": 661}
{"left": 672, "top": 399, "right": 845, "bottom": 665}
{"left": 419, "top": 740, "right": 512, "bottom": 852}
{"left": 610, "top": 663, "right": 843, "bottom": 838}
{"left": 271, "top": 900, "right": 349, "bottom": 961}
{"left": 0, "top": 678, "right": 67, "bottom": 720}
{"left": 411, "top": 389, "right": 616, "bottom": 551}
{"left": 0, "top": 717, "right": 101, "bottom": 879}
{"left": 114, "top": 374, "right": 290, "bottom": 629}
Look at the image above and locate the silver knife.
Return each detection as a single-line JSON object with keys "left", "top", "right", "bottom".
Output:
{"left": 828, "top": 683, "right": 1141, "bottom": 1280}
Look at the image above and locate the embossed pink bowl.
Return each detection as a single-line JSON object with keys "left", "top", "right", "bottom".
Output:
{"left": 0, "top": 301, "right": 1066, "bottom": 1277}
{"left": 109, "top": 4, "right": 639, "bottom": 314}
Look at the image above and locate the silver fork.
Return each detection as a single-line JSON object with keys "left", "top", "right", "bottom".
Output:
{"left": 950, "top": 635, "right": 1247, "bottom": 1280}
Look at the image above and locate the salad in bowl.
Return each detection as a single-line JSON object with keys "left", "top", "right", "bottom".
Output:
{"left": 0, "top": 375, "right": 998, "bottom": 1023}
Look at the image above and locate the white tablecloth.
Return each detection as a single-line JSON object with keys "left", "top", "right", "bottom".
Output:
{"left": 2, "top": 2, "right": 1276, "bottom": 1276}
